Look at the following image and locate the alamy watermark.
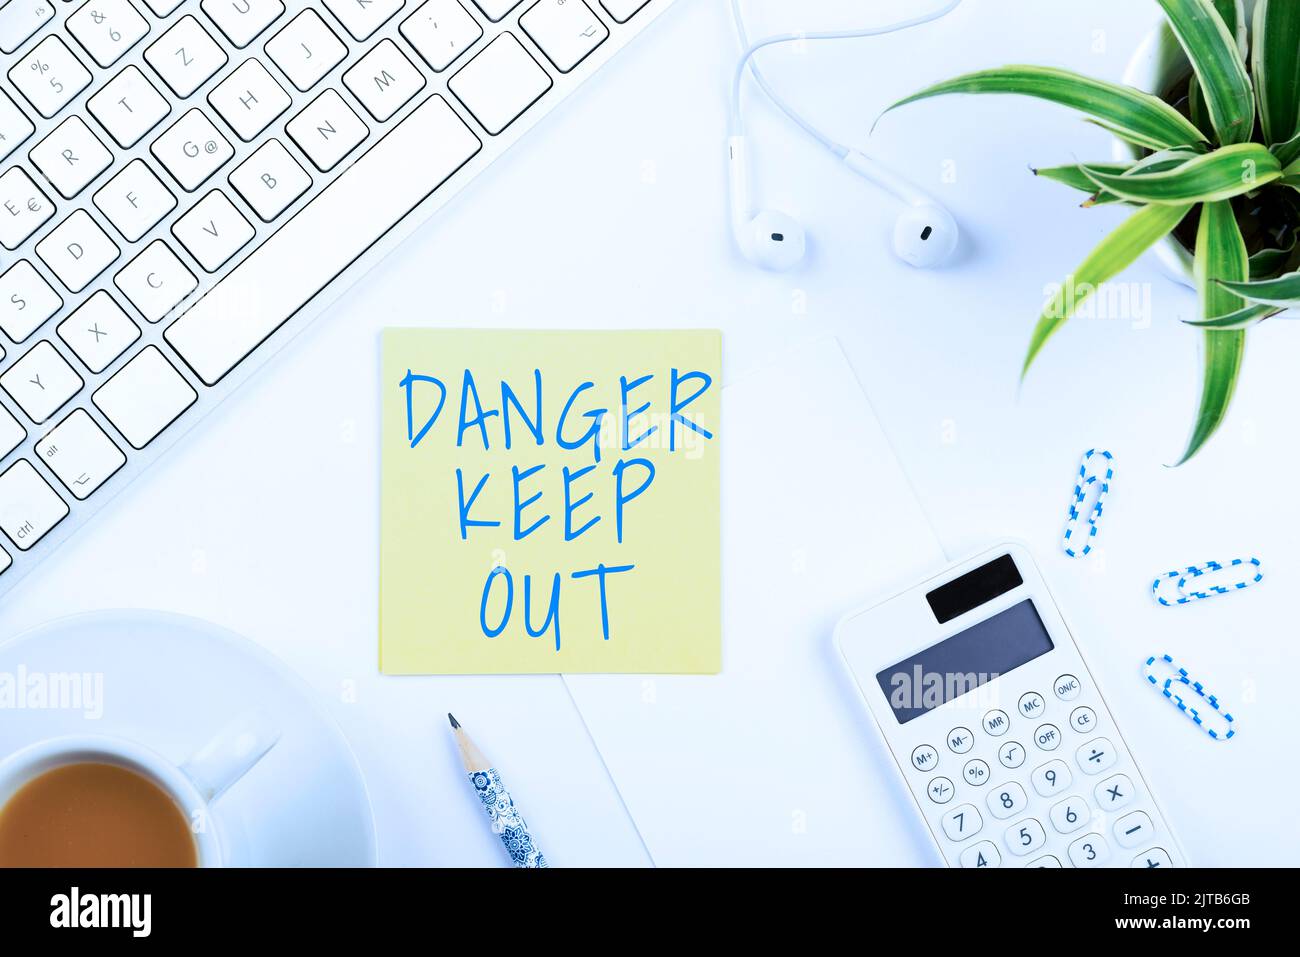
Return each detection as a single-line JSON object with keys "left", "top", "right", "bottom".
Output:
{"left": 1043, "top": 276, "right": 1153, "bottom": 329}
{"left": 0, "top": 665, "right": 103, "bottom": 719}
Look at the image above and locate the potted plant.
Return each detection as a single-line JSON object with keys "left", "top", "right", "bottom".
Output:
{"left": 884, "top": 0, "right": 1300, "bottom": 463}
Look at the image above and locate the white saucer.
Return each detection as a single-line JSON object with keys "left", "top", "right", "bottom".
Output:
{"left": 0, "top": 610, "right": 376, "bottom": 866}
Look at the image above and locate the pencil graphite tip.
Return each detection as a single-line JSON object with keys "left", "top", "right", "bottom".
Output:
{"left": 448, "top": 713, "right": 461, "bottom": 730}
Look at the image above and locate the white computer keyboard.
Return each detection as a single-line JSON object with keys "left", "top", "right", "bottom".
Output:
{"left": 0, "top": 0, "right": 673, "bottom": 595}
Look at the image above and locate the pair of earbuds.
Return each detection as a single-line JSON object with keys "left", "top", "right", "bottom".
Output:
{"left": 728, "top": 0, "right": 963, "bottom": 272}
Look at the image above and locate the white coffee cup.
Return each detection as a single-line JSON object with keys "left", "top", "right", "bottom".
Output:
{"left": 0, "top": 712, "right": 280, "bottom": 867}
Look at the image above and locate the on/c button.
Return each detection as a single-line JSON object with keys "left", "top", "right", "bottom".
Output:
{"left": 1055, "top": 674, "right": 1081, "bottom": 700}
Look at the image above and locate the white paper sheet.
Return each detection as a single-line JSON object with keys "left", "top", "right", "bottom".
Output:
{"left": 564, "top": 337, "right": 949, "bottom": 866}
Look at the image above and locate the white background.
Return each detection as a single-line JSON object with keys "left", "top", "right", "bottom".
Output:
{"left": 2, "top": 0, "right": 1297, "bottom": 865}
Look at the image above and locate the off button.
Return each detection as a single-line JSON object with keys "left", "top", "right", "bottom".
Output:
{"left": 1054, "top": 674, "right": 1081, "bottom": 701}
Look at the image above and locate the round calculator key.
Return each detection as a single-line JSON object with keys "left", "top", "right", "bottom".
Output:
{"left": 1017, "top": 691, "right": 1045, "bottom": 720}
{"left": 1054, "top": 674, "right": 1081, "bottom": 700}
{"left": 962, "top": 758, "right": 990, "bottom": 787}
{"left": 912, "top": 744, "right": 939, "bottom": 771}
{"left": 959, "top": 840, "right": 1001, "bottom": 868}
{"left": 997, "top": 740, "right": 1025, "bottom": 769}
{"left": 1095, "top": 773, "right": 1134, "bottom": 811}
{"left": 1068, "top": 832, "right": 1111, "bottom": 867}
{"left": 986, "top": 782, "right": 1027, "bottom": 820}
{"left": 982, "top": 709, "right": 1010, "bottom": 736}
{"left": 1004, "top": 817, "right": 1046, "bottom": 856}
{"left": 946, "top": 727, "right": 973, "bottom": 754}
{"left": 1076, "top": 737, "right": 1116, "bottom": 774}
{"left": 940, "top": 803, "right": 982, "bottom": 842}
{"left": 1027, "top": 855, "right": 1062, "bottom": 868}
{"left": 1070, "top": 706, "right": 1097, "bottom": 733}
{"left": 1131, "top": 847, "right": 1174, "bottom": 868}
{"left": 1113, "top": 811, "right": 1153, "bottom": 848}
{"left": 926, "top": 776, "right": 955, "bottom": 804}
{"left": 1033, "top": 723, "right": 1061, "bottom": 750}
{"left": 1048, "top": 795, "right": 1091, "bottom": 834}
{"left": 1031, "top": 759, "right": 1072, "bottom": 797}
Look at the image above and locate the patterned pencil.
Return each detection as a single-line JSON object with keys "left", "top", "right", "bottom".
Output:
{"left": 448, "top": 713, "right": 548, "bottom": 868}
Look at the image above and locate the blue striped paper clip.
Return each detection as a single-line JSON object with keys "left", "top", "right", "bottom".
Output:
{"left": 1151, "top": 557, "right": 1263, "bottom": 606}
{"left": 1143, "top": 654, "right": 1236, "bottom": 741}
{"left": 1062, "top": 448, "right": 1114, "bottom": 557}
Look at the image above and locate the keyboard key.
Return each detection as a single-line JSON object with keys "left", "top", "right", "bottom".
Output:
{"left": 0, "top": 458, "right": 68, "bottom": 550}
{"left": 145, "top": 16, "right": 228, "bottom": 98}
{"left": 0, "top": 91, "right": 36, "bottom": 163}
{"left": 286, "top": 88, "right": 368, "bottom": 171}
{"left": 0, "top": 546, "right": 8, "bottom": 574}
{"left": 166, "top": 94, "right": 480, "bottom": 385}
{"left": 958, "top": 840, "right": 999, "bottom": 869}
{"left": 57, "top": 290, "right": 140, "bottom": 373}
{"left": 401, "top": 0, "right": 482, "bottom": 72}
{"left": 344, "top": 39, "right": 425, "bottom": 122}
{"left": 1114, "top": 810, "right": 1154, "bottom": 849}
{"left": 139, "top": 0, "right": 185, "bottom": 15}
{"left": 67, "top": 0, "right": 150, "bottom": 69}
{"left": 1094, "top": 773, "right": 1134, "bottom": 812}
{"left": 0, "top": 260, "right": 62, "bottom": 342}
{"left": 35, "top": 408, "right": 126, "bottom": 499}
{"left": 324, "top": 0, "right": 404, "bottom": 42}
{"left": 93, "top": 345, "right": 196, "bottom": 448}
{"left": 1004, "top": 817, "right": 1046, "bottom": 856}
{"left": 1, "top": 340, "right": 84, "bottom": 423}
{"left": 36, "top": 209, "right": 120, "bottom": 293}
{"left": 9, "top": 36, "right": 93, "bottom": 119}
{"left": 29, "top": 115, "right": 113, "bottom": 199}
{"left": 520, "top": 0, "right": 608, "bottom": 73}
{"left": 0, "top": 0, "right": 54, "bottom": 56}
{"left": 1048, "top": 794, "right": 1090, "bottom": 834}
{"left": 986, "top": 782, "right": 1027, "bottom": 821}
{"left": 88, "top": 66, "right": 171, "bottom": 148}
{"left": 1076, "top": 736, "right": 1116, "bottom": 774}
{"left": 1067, "top": 832, "right": 1111, "bottom": 868}
{"left": 599, "top": 0, "right": 647, "bottom": 22}
{"left": 209, "top": 59, "right": 291, "bottom": 141}
{"left": 93, "top": 158, "right": 177, "bottom": 241}
{"left": 940, "top": 803, "right": 981, "bottom": 842}
{"left": 0, "top": 406, "right": 26, "bottom": 458}
{"left": 449, "top": 32, "right": 551, "bottom": 135}
{"left": 202, "top": 0, "right": 284, "bottom": 48}
{"left": 229, "top": 138, "right": 310, "bottom": 221}
{"left": 0, "top": 166, "right": 55, "bottom": 249}
{"left": 114, "top": 239, "right": 197, "bottom": 322}
{"left": 265, "top": 10, "right": 347, "bottom": 92}
{"left": 151, "top": 108, "right": 234, "bottom": 190}
{"left": 1030, "top": 759, "right": 1071, "bottom": 797}
{"left": 471, "top": 0, "right": 520, "bottom": 20}
{"left": 172, "top": 189, "right": 255, "bottom": 271}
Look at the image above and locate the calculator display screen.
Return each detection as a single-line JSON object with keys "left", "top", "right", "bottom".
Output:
{"left": 875, "top": 599, "right": 1054, "bottom": 724}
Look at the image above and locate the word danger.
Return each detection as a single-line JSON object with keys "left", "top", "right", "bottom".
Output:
{"left": 400, "top": 366, "right": 714, "bottom": 650}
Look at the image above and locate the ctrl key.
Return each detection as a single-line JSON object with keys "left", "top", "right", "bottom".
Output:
{"left": 0, "top": 459, "right": 70, "bottom": 551}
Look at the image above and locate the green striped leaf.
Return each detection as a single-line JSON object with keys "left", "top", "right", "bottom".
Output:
{"left": 1182, "top": 302, "right": 1280, "bottom": 327}
{"left": 1212, "top": 0, "right": 1248, "bottom": 58}
{"left": 1272, "top": 129, "right": 1300, "bottom": 168}
{"left": 885, "top": 66, "right": 1206, "bottom": 151}
{"left": 1249, "top": 237, "right": 1297, "bottom": 278}
{"left": 1253, "top": 0, "right": 1300, "bottom": 144}
{"left": 1033, "top": 162, "right": 1130, "bottom": 194}
{"left": 1186, "top": 75, "right": 1216, "bottom": 139}
{"left": 1177, "top": 200, "right": 1249, "bottom": 464}
{"left": 1023, "top": 203, "right": 1192, "bottom": 377}
{"left": 1216, "top": 268, "right": 1300, "bottom": 304}
{"left": 1079, "top": 143, "right": 1280, "bottom": 204}
{"left": 1158, "top": 0, "right": 1255, "bottom": 144}
{"left": 1083, "top": 148, "right": 1204, "bottom": 205}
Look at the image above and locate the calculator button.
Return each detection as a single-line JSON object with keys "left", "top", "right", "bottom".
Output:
{"left": 1054, "top": 674, "right": 1081, "bottom": 700}
{"left": 926, "top": 776, "right": 954, "bottom": 805}
{"left": 962, "top": 759, "right": 990, "bottom": 787}
{"left": 1031, "top": 759, "right": 1071, "bottom": 797}
{"left": 1095, "top": 773, "right": 1134, "bottom": 811}
{"left": 911, "top": 744, "right": 939, "bottom": 772}
{"left": 1131, "top": 847, "right": 1174, "bottom": 868}
{"left": 1114, "top": 811, "right": 1153, "bottom": 848}
{"left": 1027, "top": 855, "right": 1062, "bottom": 868}
{"left": 982, "top": 709, "right": 1009, "bottom": 736}
{"left": 1076, "top": 737, "right": 1115, "bottom": 774}
{"left": 1068, "top": 832, "right": 1111, "bottom": 867}
{"left": 1017, "top": 691, "right": 1045, "bottom": 719}
{"left": 959, "top": 840, "right": 1000, "bottom": 868}
{"left": 1004, "top": 818, "right": 1046, "bottom": 856}
{"left": 940, "top": 803, "right": 982, "bottom": 842}
{"left": 1033, "top": 723, "right": 1061, "bottom": 751}
{"left": 986, "top": 782, "right": 1026, "bottom": 820}
{"left": 997, "top": 740, "right": 1025, "bottom": 769}
{"left": 1069, "top": 706, "right": 1097, "bottom": 734}
{"left": 946, "top": 727, "right": 973, "bottom": 754}
{"left": 1048, "top": 795, "right": 1091, "bottom": 834}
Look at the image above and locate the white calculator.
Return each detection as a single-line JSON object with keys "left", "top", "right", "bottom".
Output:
{"left": 836, "top": 544, "right": 1186, "bottom": 868}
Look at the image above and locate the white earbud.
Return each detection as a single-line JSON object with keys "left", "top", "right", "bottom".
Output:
{"left": 844, "top": 150, "right": 960, "bottom": 268}
{"left": 728, "top": 135, "right": 806, "bottom": 271}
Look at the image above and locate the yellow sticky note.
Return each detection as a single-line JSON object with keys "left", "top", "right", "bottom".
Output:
{"left": 380, "top": 329, "right": 721, "bottom": 674}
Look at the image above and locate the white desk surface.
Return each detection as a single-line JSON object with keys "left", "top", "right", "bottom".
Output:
{"left": 3, "top": 0, "right": 1297, "bottom": 866}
